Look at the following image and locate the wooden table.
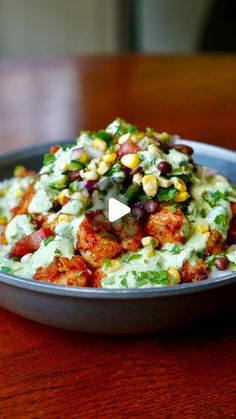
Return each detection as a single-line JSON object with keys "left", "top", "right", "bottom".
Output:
{"left": 0, "top": 55, "right": 236, "bottom": 418}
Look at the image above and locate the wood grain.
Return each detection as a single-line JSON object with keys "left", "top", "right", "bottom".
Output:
{"left": 0, "top": 55, "right": 236, "bottom": 418}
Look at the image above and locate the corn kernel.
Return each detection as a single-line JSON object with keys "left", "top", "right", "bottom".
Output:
{"left": 13, "top": 165, "right": 26, "bottom": 177}
{"left": 167, "top": 268, "right": 181, "bottom": 285}
{"left": 175, "top": 191, "right": 190, "bottom": 202}
{"left": 57, "top": 189, "right": 71, "bottom": 205}
{"left": 103, "top": 152, "right": 117, "bottom": 163}
{"left": 121, "top": 154, "right": 140, "bottom": 169}
{"left": 79, "top": 151, "right": 89, "bottom": 163}
{"left": 15, "top": 189, "right": 25, "bottom": 198}
{"left": 97, "top": 161, "right": 110, "bottom": 175}
{"left": 0, "top": 187, "right": 8, "bottom": 197}
{"left": 107, "top": 259, "right": 122, "bottom": 272}
{"left": 133, "top": 173, "right": 142, "bottom": 185}
{"left": 0, "top": 216, "right": 7, "bottom": 225}
{"left": 141, "top": 236, "right": 158, "bottom": 248}
{"left": 158, "top": 177, "right": 172, "bottom": 188}
{"left": 147, "top": 144, "right": 160, "bottom": 155}
{"left": 171, "top": 177, "right": 187, "bottom": 192}
{"left": 93, "top": 138, "right": 107, "bottom": 151}
{"left": 196, "top": 222, "right": 209, "bottom": 234}
{"left": 58, "top": 214, "right": 73, "bottom": 223}
{"left": 141, "top": 174, "right": 158, "bottom": 197}
{"left": 118, "top": 133, "right": 131, "bottom": 145}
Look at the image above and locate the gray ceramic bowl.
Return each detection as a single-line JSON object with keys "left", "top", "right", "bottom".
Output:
{"left": 0, "top": 140, "right": 236, "bottom": 334}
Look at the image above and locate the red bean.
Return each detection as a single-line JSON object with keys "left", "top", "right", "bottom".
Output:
{"left": 157, "top": 160, "right": 172, "bottom": 174}
{"left": 69, "top": 170, "right": 82, "bottom": 181}
{"left": 214, "top": 257, "right": 229, "bottom": 271}
{"left": 174, "top": 144, "right": 193, "bottom": 155}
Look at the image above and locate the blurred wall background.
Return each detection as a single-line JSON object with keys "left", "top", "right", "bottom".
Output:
{"left": 0, "top": 0, "right": 235, "bottom": 56}
{"left": 0, "top": 0, "right": 129, "bottom": 55}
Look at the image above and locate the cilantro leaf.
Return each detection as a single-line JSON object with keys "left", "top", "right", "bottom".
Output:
{"left": 214, "top": 214, "right": 227, "bottom": 228}
{"left": 211, "top": 191, "right": 227, "bottom": 202}
{"left": 132, "top": 270, "right": 168, "bottom": 287}
{"left": 170, "top": 244, "right": 182, "bottom": 255}
{"left": 0, "top": 266, "right": 11, "bottom": 273}
{"left": 43, "top": 153, "right": 56, "bottom": 166}
{"left": 120, "top": 277, "right": 128, "bottom": 288}
{"left": 96, "top": 130, "right": 112, "bottom": 144}
{"left": 54, "top": 248, "right": 61, "bottom": 256}
{"left": 102, "top": 259, "right": 112, "bottom": 269}
{"left": 44, "top": 236, "right": 54, "bottom": 246}
{"left": 124, "top": 254, "right": 142, "bottom": 263}
{"left": 157, "top": 187, "right": 177, "bottom": 202}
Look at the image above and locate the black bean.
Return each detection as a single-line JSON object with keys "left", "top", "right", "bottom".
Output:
{"left": 131, "top": 202, "right": 145, "bottom": 219}
{"left": 143, "top": 200, "right": 159, "bottom": 214}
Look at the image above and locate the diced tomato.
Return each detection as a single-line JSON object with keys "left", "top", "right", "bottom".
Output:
{"left": 9, "top": 227, "right": 54, "bottom": 258}
{"left": 50, "top": 145, "right": 61, "bottom": 154}
{"left": 118, "top": 140, "right": 141, "bottom": 157}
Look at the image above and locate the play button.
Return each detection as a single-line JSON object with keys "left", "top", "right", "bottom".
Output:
{"left": 108, "top": 198, "right": 131, "bottom": 222}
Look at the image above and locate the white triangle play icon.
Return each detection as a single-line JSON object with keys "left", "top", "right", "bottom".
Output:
{"left": 108, "top": 198, "right": 131, "bottom": 222}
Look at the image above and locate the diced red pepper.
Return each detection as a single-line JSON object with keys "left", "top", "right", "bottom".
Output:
{"left": 9, "top": 227, "right": 54, "bottom": 258}
{"left": 118, "top": 140, "right": 141, "bottom": 157}
{"left": 50, "top": 145, "right": 61, "bottom": 154}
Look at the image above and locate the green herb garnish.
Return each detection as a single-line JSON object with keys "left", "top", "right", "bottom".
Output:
{"left": 214, "top": 214, "right": 227, "bottom": 228}
{"left": 43, "top": 153, "right": 56, "bottom": 166}
{"left": 102, "top": 259, "right": 112, "bottom": 269}
{"left": 120, "top": 277, "right": 128, "bottom": 288}
{"left": 96, "top": 130, "right": 112, "bottom": 144}
{"left": 1, "top": 266, "right": 11, "bottom": 273}
{"left": 44, "top": 236, "right": 54, "bottom": 246}
{"left": 157, "top": 187, "right": 177, "bottom": 202}
{"left": 124, "top": 254, "right": 142, "bottom": 263}
{"left": 170, "top": 244, "right": 182, "bottom": 255}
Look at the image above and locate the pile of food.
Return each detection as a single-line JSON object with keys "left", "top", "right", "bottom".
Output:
{"left": 1, "top": 118, "right": 236, "bottom": 288}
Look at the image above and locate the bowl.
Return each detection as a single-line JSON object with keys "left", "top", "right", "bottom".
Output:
{"left": 0, "top": 140, "right": 236, "bottom": 333}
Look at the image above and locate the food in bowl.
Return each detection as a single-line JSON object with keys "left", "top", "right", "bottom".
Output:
{"left": 1, "top": 118, "right": 236, "bottom": 288}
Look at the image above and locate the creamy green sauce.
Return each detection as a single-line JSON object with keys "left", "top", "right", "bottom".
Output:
{"left": 1, "top": 118, "right": 236, "bottom": 288}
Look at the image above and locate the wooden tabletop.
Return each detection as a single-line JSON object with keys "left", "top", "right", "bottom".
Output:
{"left": 0, "top": 55, "right": 236, "bottom": 418}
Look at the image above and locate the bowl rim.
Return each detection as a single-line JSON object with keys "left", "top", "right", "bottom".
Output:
{"left": 1, "top": 138, "right": 236, "bottom": 300}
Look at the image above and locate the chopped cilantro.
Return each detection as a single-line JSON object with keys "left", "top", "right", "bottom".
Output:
{"left": 0, "top": 266, "right": 11, "bottom": 273}
{"left": 132, "top": 270, "right": 168, "bottom": 286}
{"left": 43, "top": 153, "right": 56, "bottom": 166}
{"left": 170, "top": 244, "right": 182, "bottom": 255}
{"left": 124, "top": 254, "right": 142, "bottom": 263}
{"left": 200, "top": 209, "right": 207, "bottom": 218}
{"left": 54, "top": 248, "right": 61, "bottom": 256}
{"left": 120, "top": 277, "right": 128, "bottom": 288}
{"left": 44, "top": 236, "right": 54, "bottom": 246}
{"left": 96, "top": 130, "right": 112, "bottom": 144}
{"left": 214, "top": 214, "right": 227, "bottom": 228}
{"left": 211, "top": 191, "right": 227, "bottom": 202}
{"left": 157, "top": 187, "right": 177, "bottom": 202}
{"left": 102, "top": 259, "right": 112, "bottom": 269}
{"left": 62, "top": 144, "right": 73, "bottom": 151}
